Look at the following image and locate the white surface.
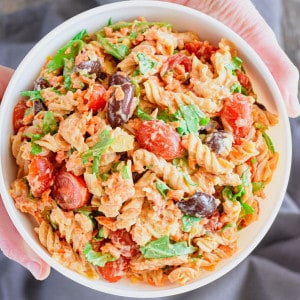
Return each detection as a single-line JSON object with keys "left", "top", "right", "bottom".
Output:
{"left": 0, "top": 0, "right": 292, "bottom": 298}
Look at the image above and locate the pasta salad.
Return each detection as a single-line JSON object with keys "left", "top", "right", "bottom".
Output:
{"left": 10, "top": 17, "right": 279, "bottom": 286}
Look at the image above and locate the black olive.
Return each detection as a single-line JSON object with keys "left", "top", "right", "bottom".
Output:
{"left": 75, "top": 59, "right": 103, "bottom": 78}
{"left": 107, "top": 72, "right": 135, "bottom": 128}
{"left": 34, "top": 77, "right": 50, "bottom": 90}
{"left": 109, "top": 72, "right": 130, "bottom": 86}
{"left": 177, "top": 191, "right": 218, "bottom": 218}
{"left": 33, "top": 100, "right": 46, "bottom": 115}
{"left": 205, "top": 131, "right": 231, "bottom": 154}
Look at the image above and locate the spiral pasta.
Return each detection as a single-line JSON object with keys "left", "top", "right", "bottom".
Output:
{"left": 144, "top": 77, "right": 223, "bottom": 113}
{"left": 182, "top": 133, "right": 235, "bottom": 175}
{"left": 133, "top": 149, "right": 195, "bottom": 193}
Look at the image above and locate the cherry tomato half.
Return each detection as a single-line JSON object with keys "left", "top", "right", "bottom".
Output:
{"left": 98, "top": 255, "right": 130, "bottom": 283}
{"left": 110, "top": 229, "right": 139, "bottom": 258}
{"left": 220, "top": 94, "right": 253, "bottom": 139}
{"left": 136, "top": 120, "right": 184, "bottom": 161}
{"left": 236, "top": 70, "right": 252, "bottom": 94}
{"left": 162, "top": 53, "right": 192, "bottom": 75}
{"left": 27, "top": 156, "right": 54, "bottom": 197}
{"left": 13, "top": 99, "right": 27, "bottom": 133}
{"left": 52, "top": 169, "right": 90, "bottom": 210}
{"left": 185, "top": 40, "right": 218, "bottom": 63}
{"left": 87, "top": 83, "right": 107, "bottom": 112}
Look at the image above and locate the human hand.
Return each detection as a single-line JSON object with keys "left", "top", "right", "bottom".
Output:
{"left": 0, "top": 65, "right": 50, "bottom": 280}
{"left": 162, "top": 0, "right": 300, "bottom": 117}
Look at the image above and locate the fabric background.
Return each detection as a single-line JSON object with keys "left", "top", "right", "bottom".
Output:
{"left": 0, "top": 1, "right": 299, "bottom": 299}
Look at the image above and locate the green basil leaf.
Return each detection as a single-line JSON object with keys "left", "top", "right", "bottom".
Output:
{"left": 121, "top": 165, "right": 131, "bottom": 180}
{"left": 48, "top": 39, "right": 85, "bottom": 72}
{"left": 182, "top": 172, "right": 198, "bottom": 187}
{"left": 158, "top": 104, "right": 209, "bottom": 136}
{"left": 130, "top": 31, "right": 137, "bottom": 40}
{"left": 42, "top": 111, "right": 58, "bottom": 135}
{"left": 241, "top": 86, "right": 249, "bottom": 96}
{"left": 84, "top": 243, "right": 116, "bottom": 267}
{"left": 107, "top": 17, "right": 113, "bottom": 26}
{"left": 233, "top": 185, "right": 245, "bottom": 201}
{"left": 62, "top": 57, "right": 75, "bottom": 90}
{"left": 31, "top": 142, "right": 42, "bottom": 155}
{"left": 157, "top": 108, "right": 178, "bottom": 122}
{"left": 81, "top": 129, "right": 114, "bottom": 167}
{"left": 222, "top": 186, "right": 234, "bottom": 201}
{"left": 92, "top": 155, "right": 101, "bottom": 177}
{"left": 136, "top": 52, "right": 157, "bottom": 75}
{"left": 240, "top": 169, "right": 251, "bottom": 187}
{"left": 262, "top": 132, "right": 275, "bottom": 153}
{"left": 230, "top": 81, "right": 242, "bottom": 94}
{"left": 178, "top": 105, "right": 202, "bottom": 134}
{"left": 99, "top": 172, "right": 109, "bottom": 181}
{"left": 252, "top": 181, "right": 265, "bottom": 194}
{"left": 139, "top": 236, "right": 196, "bottom": 258}
{"left": 176, "top": 119, "right": 189, "bottom": 136}
{"left": 240, "top": 201, "right": 255, "bottom": 215}
{"left": 20, "top": 90, "right": 44, "bottom": 102}
{"left": 131, "top": 78, "right": 141, "bottom": 98}
{"left": 97, "top": 35, "right": 129, "bottom": 60}
{"left": 136, "top": 106, "right": 153, "bottom": 120}
{"left": 226, "top": 56, "right": 243, "bottom": 74}
{"left": 172, "top": 157, "right": 188, "bottom": 169}
{"left": 94, "top": 227, "right": 105, "bottom": 240}
{"left": 181, "top": 215, "right": 201, "bottom": 232}
{"left": 98, "top": 21, "right": 172, "bottom": 37}
{"left": 156, "top": 180, "right": 171, "bottom": 200}
{"left": 71, "top": 29, "right": 87, "bottom": 41}
{"left": 26, "top": 133, "right": 43, "bottom": 155}
{"left": 255, "top": 123, "right": 268, "bottom": 131}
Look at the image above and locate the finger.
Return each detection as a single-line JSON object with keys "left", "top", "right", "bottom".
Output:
{"left": 0, "top": 65, "right": 14, "bottom": 102}
{"left": 0, "top": 65, "right": 50, "bottom": 278}
{"left": 0, "top": 199, "right": 50, "bottom": 280}
{"left": 162, "top": 0, "right": 300, "bottom": 117}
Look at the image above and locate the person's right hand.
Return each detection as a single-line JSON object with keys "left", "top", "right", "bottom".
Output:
{"left": 162, "top": 0, "right": 300, "bottom": 118}
{"left": 0, "top": 65, "right": 50, "bottom": 280}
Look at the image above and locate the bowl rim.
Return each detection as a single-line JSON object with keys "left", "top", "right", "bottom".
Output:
{"left": 0, "top": 0, "right": 292, "bottom": 297}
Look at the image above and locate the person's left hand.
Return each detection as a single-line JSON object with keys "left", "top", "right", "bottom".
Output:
{"left": 0, "top": 65, "right": 50, "bottom": 280}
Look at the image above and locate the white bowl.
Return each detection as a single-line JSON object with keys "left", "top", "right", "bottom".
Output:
{"left": 0, "top": 0, "right": 292, "bottom": 298}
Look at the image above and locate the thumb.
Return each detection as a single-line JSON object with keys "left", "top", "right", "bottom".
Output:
{"left": 0, "top": 199, "right": 50, "bottom": 280}
{"left": 0, "top": 65, "right": 14, "bottom": 102}
{"left": 162, "top": 0, "right": 300, "bottom": 117}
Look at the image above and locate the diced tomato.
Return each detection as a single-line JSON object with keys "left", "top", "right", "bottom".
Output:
{"left": 136, "top": 120, "right": 184, "bottom": 161}
{"left": 204, "top": 211, "right": 222, "bottom": 232}
{"left": 185, "top": 40, "right": 218, "bottom": 63}
{"left": 236, "top": 70, "right": 252, "bottom": 94}
{"left": 97, "top": 255, "right": 130, "bottom": 283}
{"left": 52, "top": 169, "right": 90, "bottom": 210}
{"left": 110, "top": 229, "right": 139, "bottom": 258}
{"left": 13, "top": 99, "right": 27, "bottom": 133}
{"left": 161, "top": 53, "right": 192, "bottom": 76}
{"left": 220, "top": 94, "right": 253, "bottom": 139}
{"left": 87, "top": 83, "right": 107, "bottom": 112}
{"left": 27, "top": 156, "right": 54, "bottom": 197}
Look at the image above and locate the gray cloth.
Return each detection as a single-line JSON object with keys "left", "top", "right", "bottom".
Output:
{"left": 1, "top": 1, "right": 300, "bottom": 299}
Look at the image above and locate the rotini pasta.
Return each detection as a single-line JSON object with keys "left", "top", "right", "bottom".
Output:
{"left": 9, "top": 17, "right": 279, "bottom": 286}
